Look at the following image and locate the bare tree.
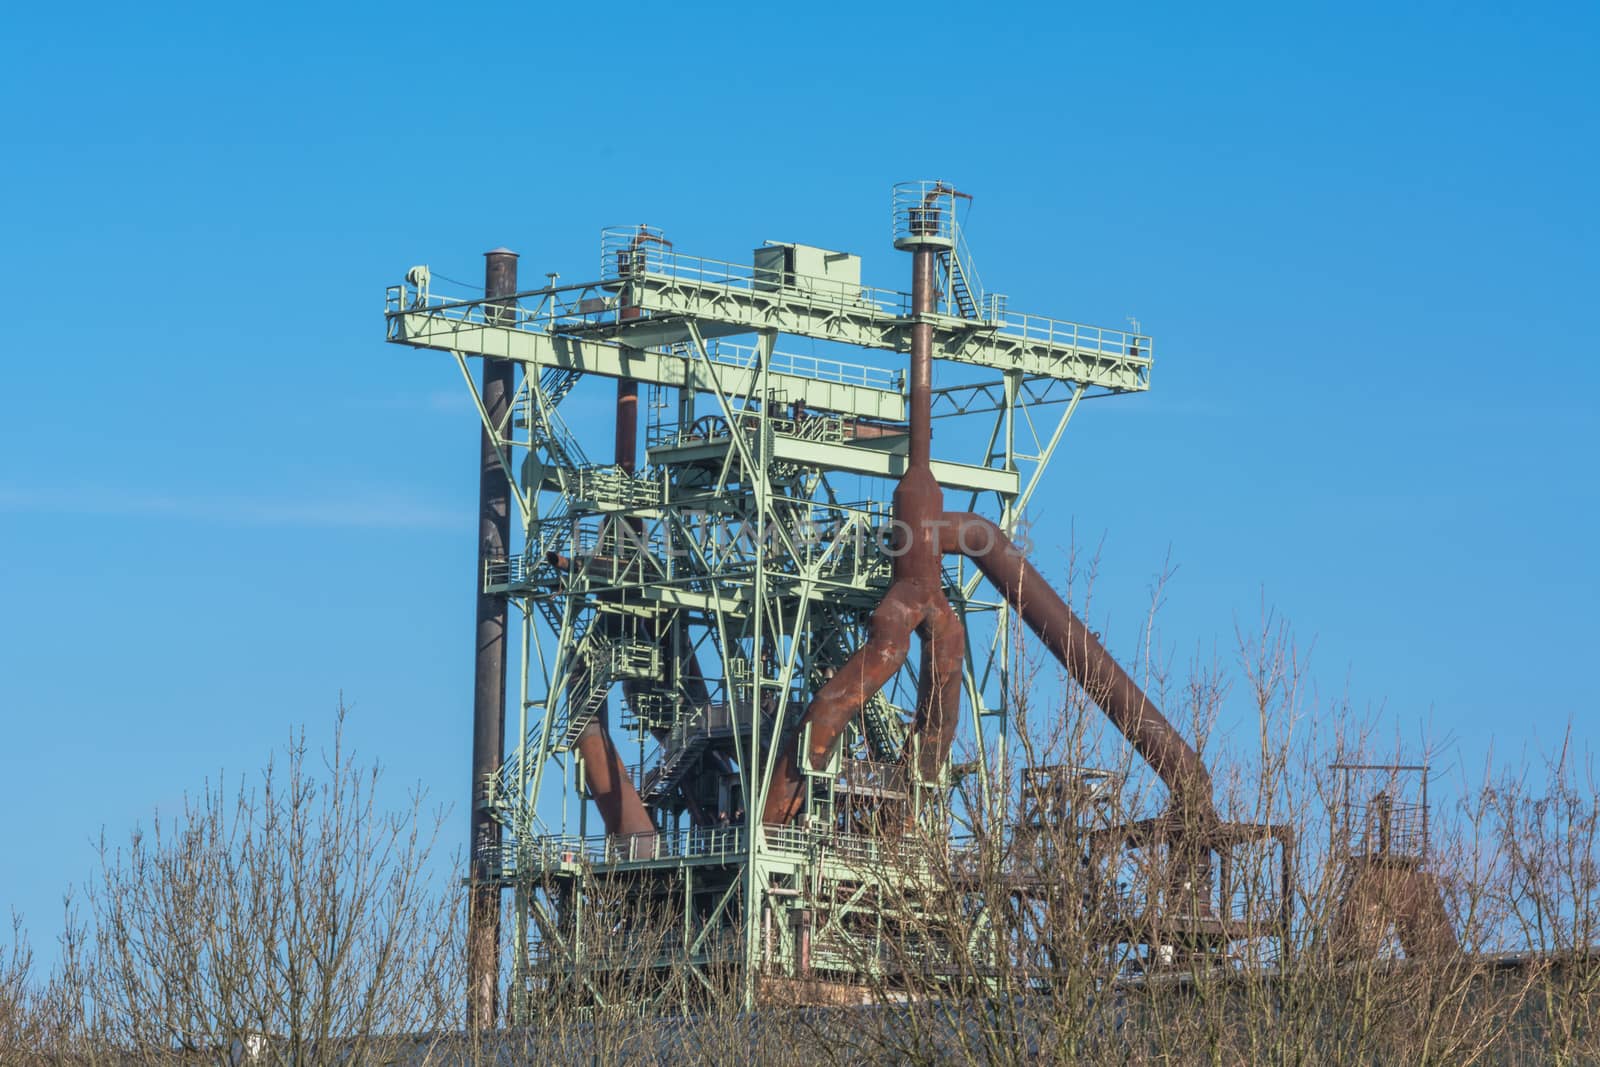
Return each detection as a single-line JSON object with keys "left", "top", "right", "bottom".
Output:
{"left": 34, "top": 704, "right": 465, "bottom": 1066}
{"left": 6, "top": 597, "right": 1600, "bottom": 1065}
{"left": 0, "top": 913, "right": 40, "bottom": 1056}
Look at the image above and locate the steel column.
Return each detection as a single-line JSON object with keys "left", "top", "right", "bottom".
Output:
{"left": 468, "top": 246, "right": 517, "bottom": 1029}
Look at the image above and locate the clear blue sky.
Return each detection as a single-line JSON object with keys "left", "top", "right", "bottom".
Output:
{"left": 2, "top": 2, "right": 1595, "bottom": 946}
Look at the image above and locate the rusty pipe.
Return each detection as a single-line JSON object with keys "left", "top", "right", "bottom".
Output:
{"left": 908, "top": 245, "right": 935, "bottom": 470}
{"left": 616, "top": 243, "right": 642, "bottom": 473}
{"left": 466, "top": 247, "right": 518, "bottom": 1030}
{"left": 573, "top": 730, "right": 656, "bottom": 838}
{"left": 614, "top": 382, "right": 639, "bottom": 474}
{"left": 762, "top": 238, "right": 963, "bottom": 825}
{"left": 908, "top": 595, "right": 965, "bottom": 782}
{"left": 939, "top": 513, "right": 1215, "bottom": 822}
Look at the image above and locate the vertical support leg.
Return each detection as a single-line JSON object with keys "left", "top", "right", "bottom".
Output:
{"left": 469, "top": 246, "right": 519, "bottom": 1030}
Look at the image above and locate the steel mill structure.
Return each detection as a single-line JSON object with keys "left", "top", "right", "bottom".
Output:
{"left": 385, "top": 182, "right": 1304, "bottom": 1023}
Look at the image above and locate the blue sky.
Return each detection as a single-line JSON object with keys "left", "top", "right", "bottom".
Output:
{"left": 1, "top": 1, "right": 1595, "bottom": 946}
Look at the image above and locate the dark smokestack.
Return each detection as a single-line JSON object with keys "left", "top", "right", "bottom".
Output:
{"left": 468, "top": 246, "right": 517, "bottom": 1030}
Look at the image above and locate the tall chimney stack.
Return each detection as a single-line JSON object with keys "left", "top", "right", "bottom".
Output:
{"left": 468, "top": 246, "right": 518, "bottom": 1029}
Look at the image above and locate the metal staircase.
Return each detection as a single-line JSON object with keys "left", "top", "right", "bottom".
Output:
{"left": 641, "top": 705, "right": 711, "bottom": 803}
{"left": 538, "top": 365, "right": 583, "bottom": 406}
{"left": 556, "top": 635, "right": 616, "bottom": 751}
{"left": 862, "top": 692, "right": 910, "bottom": 762}
{"left": 937, "top": 227, "right": 1004, "bottom": 323}
{"left": 641, "top": 700, "right": 738, "bottom": 804}
{"left": 490, "top": 716, "right": 548, "bottom": 820}
{"left": 517, "top": 366, "right": 588, "bottom": 636}
{"left": 941, "top": 248, "right": 979, "bottom": 320}
{"left": 527, "top": 368, "right": 590, "bottom": 477}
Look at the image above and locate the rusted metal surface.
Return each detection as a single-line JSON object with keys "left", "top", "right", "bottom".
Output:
{"left": 763, "top": 188, "right": 1218, "bottom": 835}
{"left": 938, "top": 512, "right": 1220, "bottom": 914}
{"left": 468, "top": 246, "right": 518, "bottom": 1029}
{"left": 614, "top": 381, "right": 639, "bottom": 473}
{"left": 1331, "top": 861, "right": 1460, "bottom": 959}
{"left": 763, "top": 235, "right": 965, "bottom": 824}
{"left": 939, "top": 513, "right": 1216, "bottom": 823}
{"left": 1328, "top": 764, "right": 1457, "bottom": 959}
{"left": 615, "top": 249, "right": 641, "bottom": 475}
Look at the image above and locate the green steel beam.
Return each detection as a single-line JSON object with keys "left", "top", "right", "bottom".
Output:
{"left": 612, "top": 273, "right": 1151, "bottom": 391}
{"left": 647, "top": 435, "right": 1020, "bottom": 497}
{"left": 389, "top": 307, "right": 906, "bottom": 422}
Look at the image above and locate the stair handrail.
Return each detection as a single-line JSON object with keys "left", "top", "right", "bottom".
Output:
{"left": 950, "top": 226, "right": 987, "bottom": 320}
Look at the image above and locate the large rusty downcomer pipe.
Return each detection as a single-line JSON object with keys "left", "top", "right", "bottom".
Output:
{"left": 939, "top": 515, "right": 1215, "bottom": 823}
{"left": 762, "top": 202, "right": 965, "bottom": 825}
{"left": 468, "top": 247, "right": 518, "bottom": 1029}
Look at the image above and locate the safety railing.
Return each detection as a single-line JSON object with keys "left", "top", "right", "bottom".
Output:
{"left": 1094, "top": 845, "right": 1284, "bottom": 928}
{"left": 517, "top": 827, "right": 748, "bottom": 873}
{"left": 838, "top": 759, "right": 910, "bottom": 798}
{"left": 388, "top": 277, "right": 909, "bottom": 389}
{"left": 484, "top": 554, "right": 531, "bottom": 589}
{"left": 568, "top": 464, "right": 663, "bottom": 509}
{"left": 1342, "top": 798, "right": 1430, "bottom": 860}
{"left": 1113, "top": 879, "right": 1282, "bottom": 928}
{"left": 990, "top": 308, "right": 1153, "bottom": 363}
{"left": 389, "top": 270, "right": 1152, "bottom": 375}
{"left": 762, "top": 825, "right": 975, "bottom": 871}
{"left": 494, "top": 504, "right": 898, "bottom": 594}
{"left": 807, "top": 933, "right": 974, "bottom": 977}
{"left": 548, "top": 496, "right": 894, "bottom": 581}
{"left": 702, "top": 342, "right": 902, "bottom": 391}
{"left": 566, "top": 517, "right": 670, "bottom": 563}
{"left": 1018, "top": 763, "right": 1129, "bottom": 830}
{"left": 601, "top": 228, "right": 911, "bottom": 317}
{"left": 387, "top": 278, "right": 625, "bottom": 333}
{"left": 647, "top": 409, "right": 855, "bottom": 450}
{"left": 951, "top": 226, "right": 987, "bottom": 315}
{"left": 663, "top": 699, "right": 740, "bottom": 743}
{"left": 891, "top": 179, "right": 961, "bottom": 246}
{"left": 526, "top": 928, "right": 745, "bottom": 973}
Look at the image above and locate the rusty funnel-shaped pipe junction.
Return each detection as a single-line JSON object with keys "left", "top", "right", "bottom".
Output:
{"left": 763, "top": 187, "right": 968, "bottom": 824}
{"left": 764, "top": 184, "right": 1217, "bottom": 833}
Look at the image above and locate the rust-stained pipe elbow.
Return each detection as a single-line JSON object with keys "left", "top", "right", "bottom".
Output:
{"left": 573, "top": 724, "right": 656, "bottom": 839}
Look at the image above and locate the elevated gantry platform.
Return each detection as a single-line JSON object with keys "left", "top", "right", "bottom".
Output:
{"left": 386, "top": 229, "right": 1152, "bottom": 429}
{"left": 386, "top": 189, "right": 1206, "bottom": 1018}
{"left": 389, "top": 285, "right": 907, "bottom": 422}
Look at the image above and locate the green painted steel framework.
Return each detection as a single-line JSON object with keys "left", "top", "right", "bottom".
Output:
{"left": 382, "top": 190, "right": 1208, "bottom": 1016}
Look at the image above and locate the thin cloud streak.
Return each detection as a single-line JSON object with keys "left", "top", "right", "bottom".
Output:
{"left": 0, "top": 486, "right": 465, "bottom": 530}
